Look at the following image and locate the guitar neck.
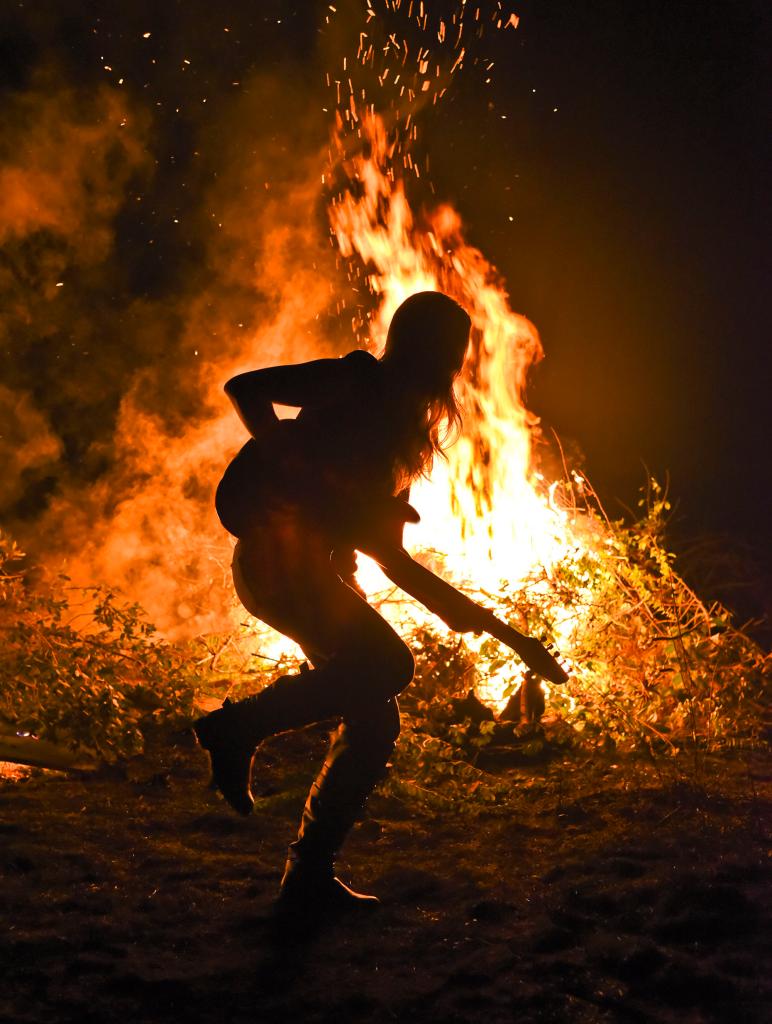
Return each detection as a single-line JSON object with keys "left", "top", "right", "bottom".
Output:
{"left": 362, "top": 541, "right": 568, "bottom": 685}
{"left": 363, "top": 542, "right": 526, "bottom": 641}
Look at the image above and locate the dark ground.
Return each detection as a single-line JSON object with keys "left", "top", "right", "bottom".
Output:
{"left": 1, "top": 729, "right": 769, "bottom": 1024}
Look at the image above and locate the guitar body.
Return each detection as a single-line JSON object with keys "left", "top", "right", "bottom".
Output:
{"left": 215, "top": 419, "right": 344, "bottom": 538}
{"left": 215, "top": 422, "right": 417, "bottom": 545}
{"left": 215, "top": 438, "right": 271, "bottom": 538}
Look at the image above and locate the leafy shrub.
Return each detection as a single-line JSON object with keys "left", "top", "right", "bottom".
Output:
{"left": 367, "top": 479, "right": 769, "bottom": 781}
{"left": 0, "top": 532, "right": 196, "bottom": 761}
{"left": 1, "top": 475, "right": 767, "bottom": 779}
{"left": 505, "top": 481, "right": 769, "bottom": 753}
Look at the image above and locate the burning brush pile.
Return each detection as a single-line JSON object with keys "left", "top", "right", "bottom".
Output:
{"left": 0, "top": 4, "right": 767, "bottom": 782}
{"left": 1, "top": 109, "right": 767, "bottom": 778}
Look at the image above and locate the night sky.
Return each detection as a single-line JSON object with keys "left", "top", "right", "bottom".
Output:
{"left": 1, "top": 1, "right": 769, "bottom": 625}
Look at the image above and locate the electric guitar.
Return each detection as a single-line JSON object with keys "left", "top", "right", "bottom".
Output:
{"left": 216, "top": 439, "right": 569, "bottom": 686}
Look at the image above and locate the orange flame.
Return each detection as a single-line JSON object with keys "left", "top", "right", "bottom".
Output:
{"left": 328, "top": 110, "right": 591, "bottom": 707}
{"left": 54, "top": 105, "right": 594, "bottom": 706}
{"left": 35, "top": 98, "right": 595, "bottom": 707}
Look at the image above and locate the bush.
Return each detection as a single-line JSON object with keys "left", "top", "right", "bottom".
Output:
{"left": 1, "top": 476, "right": 767, "bottom": 777}
{"left": 367, "top": 479, "right": 769, "bottom": 773}
{"left": 0, "top": 532, "right": 196, "bottom": 761}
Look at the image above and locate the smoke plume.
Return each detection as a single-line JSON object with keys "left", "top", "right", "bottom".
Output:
{"left": 1, "top": 25, "right": 348, "bottom": 635}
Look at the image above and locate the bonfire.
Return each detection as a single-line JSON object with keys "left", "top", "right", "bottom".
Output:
{"left": 0, "top": 1, "right": 767, "bottom": 778}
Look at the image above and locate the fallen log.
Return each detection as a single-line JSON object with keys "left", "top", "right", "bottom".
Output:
{"left": 0, "top": 733, "right": 96, "bottom": 772}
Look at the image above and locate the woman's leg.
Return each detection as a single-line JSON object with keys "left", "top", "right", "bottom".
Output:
{"left": 196, "top": 525, "right": 413, "bottom": 906}
{"left": 278, "top": 697, "right": 401, "bottom": 909}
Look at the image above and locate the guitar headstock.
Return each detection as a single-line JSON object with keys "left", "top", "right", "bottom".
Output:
{"left": 517, "top": 635, "right": 570, "bottom": 686}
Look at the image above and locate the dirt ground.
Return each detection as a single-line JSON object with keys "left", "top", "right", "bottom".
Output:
{"left": 1, "top": 727, "right": 769, "bottom": 1024}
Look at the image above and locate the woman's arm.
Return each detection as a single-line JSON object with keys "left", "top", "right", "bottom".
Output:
{"left": 225, "top": 355, "right": 367, "bottom": 439}
{"left": 360, "top": 543, "right": 569, "bottom": 684}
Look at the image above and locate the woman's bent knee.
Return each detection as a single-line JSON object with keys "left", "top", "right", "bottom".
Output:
{"left": 345, "top": 697, "right": 401, "bottom": 758}
{"left": 371, "top": 638, "right": 414, "bottom": 698}
{"left": 342, "top": 622, "right": 414, "bottom": 698}
{"left": 390, "top": 640, "right": 415, "bottom": 692}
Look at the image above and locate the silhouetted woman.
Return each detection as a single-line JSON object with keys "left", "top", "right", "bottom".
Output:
{"left": 195, "top": 291, "right": 471, "bottom": 913}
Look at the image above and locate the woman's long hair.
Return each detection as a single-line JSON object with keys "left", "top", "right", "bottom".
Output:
{"left": 380, "top": 292, "right": 471, "bottom": 490}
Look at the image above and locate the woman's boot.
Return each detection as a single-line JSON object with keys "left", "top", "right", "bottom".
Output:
{"left": 193, "top": 665, "right": 343, "bottom": 816}
{"left": 276, "top": 701, "right": 399, "bottom": 913}
{"left": 194, "top": 697, "right": 263, "bottom": 816}
{"left": 278, "top": 860, "right": 380, "bottom": 914}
